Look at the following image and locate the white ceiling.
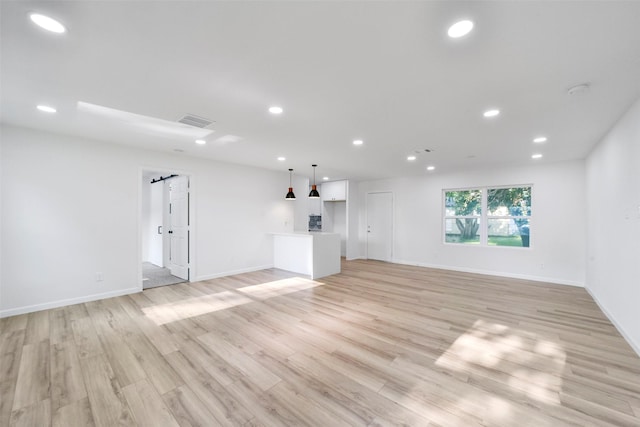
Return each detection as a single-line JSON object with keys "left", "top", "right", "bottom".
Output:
{"left": 2, "top": 1, "right": 640, "bottom": 181}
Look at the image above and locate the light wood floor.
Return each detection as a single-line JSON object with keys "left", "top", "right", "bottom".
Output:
{"left": 2, "top": 260, "right": 640, "bottom": 426}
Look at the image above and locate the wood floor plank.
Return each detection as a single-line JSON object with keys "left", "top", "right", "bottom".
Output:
{"left": 163, "top": 385, "right": 221, "bottom": 427}
{"left": 49, "top": 307, "right": 73, "bottom": 345}
{"left": 1, "top": 259, "right": 639, "bottom": 426}
{"left": 122, "top": 331, "right": 183, "bottom": 394}
{"left": 266, "top": 380, "right": 347, "bottom": 427}
{"left": 253, "top": 350, "right": 371, "bottom": 426}
{"left": 122, "top": 379, "right": 180, "bottom": 427}
{"left": 62, "top": 302, "right": 90, "bottom": 322}
{"left": 169, "top": 327, "right": 243, "bottom": 386}
{"left": 70, "top": 316, "right": 102, "bottom": 360}
{"left": 50, "top": 340, "right": 87, "bottom": 412}
{"left": 200, "top": 316, "right": 263, "bottom": 355}
{"left": 0, "top": 380, "right": 18, "bottom": 427}
{"left": 0, "top": 313, "right": 28, "bottom": 333}
{"left": 23, "top": 310, "right": 49, "bottom": 345}
{"left": 79, "top": 354, "right": 134, "bottom": 427}
{"left": 52, "top": 397, "right": 95, "bottom": 427}
{"left": 9, "top": 399, "right": 51, "bottom": 427}
{"left": 197, "top": 332, "right": 281, "bottom": 391}
{"left": 0, "top": 330, "right": 25, "bottom": 381}
{"left": 216, "top": 311, "right": 297, "bottom": 359}
{"left": 164, "top": 350, "right": 253, "bottom": 426}
{"left": 88, "top": 310, "right": 147, "bottom": 387}
{"left": 286, "top": 351, "right": 434, "bottom": 426}
{"left": 127, "top": 308, "right": 179, "bottom": 355}
{"left": 12, "top": 340, "right": 50, "bottom": 411}
{"left": 223, "top": 376, "right": 304, "bottom": 427}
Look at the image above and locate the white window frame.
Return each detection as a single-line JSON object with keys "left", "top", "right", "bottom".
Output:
{"left": 443, "top": 185, "right": 533, "bottom": 248}
{"left": 443, "top": 188, "right": 483, "bottom": 245}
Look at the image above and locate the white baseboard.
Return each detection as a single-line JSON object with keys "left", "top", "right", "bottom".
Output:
{"left": 195, "top": 264, "right": 274, "bottom": 282}
{"left": 0, "top": 287, "right": 141, "bottom": 318}
{"left": 585, "top": 287, "right": 640, "bottom": 357}
{"left": 1, "top": 265, "right": 275, "bottom": 318}
{"left": 391, "top": 258, "right": 584, "bottom": 287}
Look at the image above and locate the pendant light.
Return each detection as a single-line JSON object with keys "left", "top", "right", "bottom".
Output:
{"left": 285, "top": 169, "right": 296, "bottom": 200}
{"left": 309, "top": 164, "right": 320, "bottom": 198}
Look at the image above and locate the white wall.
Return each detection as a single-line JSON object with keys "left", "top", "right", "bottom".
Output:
{"left": 0, "top": 125, "right": 295, "bottom": 316}
{"left": 333, "top": 201, "right": 347, "bottom": 256}
{"left": 586, "top": 97, "right": 640, "bottom": 355}
{"left": 322, "top": 201, "right": 347, "bottom": 256}
{"left": 292, "top": 175, "right": 310, "bottom": 232}
{"left": 356, "top": 160, "right": 586, "bottom": 286}
{"left": 346, "top": 180, "right": 359, "bottom": 260}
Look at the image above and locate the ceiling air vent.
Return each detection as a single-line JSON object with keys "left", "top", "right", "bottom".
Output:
{"left": 177, "top": 114, "right": 215, "bottom": 128}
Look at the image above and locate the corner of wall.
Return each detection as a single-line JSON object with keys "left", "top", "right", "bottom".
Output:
{"left": 585, "top": 287, "right": 640, "bottom": 357}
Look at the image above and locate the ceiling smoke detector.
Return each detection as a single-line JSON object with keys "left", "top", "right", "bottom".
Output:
{"left": 567, "top": 83, "right": 590, "bottom": 96}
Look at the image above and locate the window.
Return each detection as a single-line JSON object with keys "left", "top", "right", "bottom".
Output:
{"left": 444, "top": 186, "right": 532, "bottom": 248}
{"left": 444, "top": 189, "right": 482, "bottom": 244}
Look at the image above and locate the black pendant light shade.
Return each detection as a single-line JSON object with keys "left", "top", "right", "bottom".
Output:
{"left": 309, "top": 164, "right": 320, "bottom": 198}
{"left": 285, "top": 169, "right": 296, "bottom": 200}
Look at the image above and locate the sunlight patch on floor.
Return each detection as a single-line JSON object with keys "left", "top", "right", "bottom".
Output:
{"left": 236, "top": 277, "right": 324, "bottom": 299}
{"left": 435, "top": 319, "right": 566, "bottom": 407}
{"left": 142, "top": 277, "right": 323, "bottom": 325}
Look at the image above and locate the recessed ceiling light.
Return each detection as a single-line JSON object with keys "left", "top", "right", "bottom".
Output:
{"left": 323, "top": 176, "right": 329, "bottom": 181}
{"left": 30, "top": 13, "right": 66, "bottom": 33}
{"left": 448, "top": 20, "right": 474, "bottom": 38}
{"left": 483, "top": 109, "right": 500, "bottom": 118}
{"left": 269, "top": 106, "right": 283, "bottom": 114}
{"left": 36, "top": 105, "right": 57, "bottom": 113}
{"left": 277, "top": 156, "right": 286, "bottom": 161}
{"left": 533, "top": 136, "right": 547, "bottom": 143}
{"left": 353, "top": 139, "right": 363, "bottom": 146}
{"left": 427, "top": 166, "right": 436, "bottom": 171}
{"left": 531, "top": 153, "right": 543, "bottom": 159}
{"left": 195, "top": 139, "right": 206, "bottom": 145}
{"left": 407, "top": 155, "right": 417, "bottom": 161}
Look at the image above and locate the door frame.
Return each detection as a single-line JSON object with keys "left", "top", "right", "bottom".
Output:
{"left": 366, "top": 191, "right": 394, "bottom": 261}
{"left": 138, "top": 167, "right": 195, "bottom": 290}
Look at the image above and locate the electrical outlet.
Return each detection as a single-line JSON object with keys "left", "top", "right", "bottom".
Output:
{"left": 539, "top": 263, "right": 544, "bottom": 270}
{"left": 96, "top": 272, "right": 104, "bottom": 282}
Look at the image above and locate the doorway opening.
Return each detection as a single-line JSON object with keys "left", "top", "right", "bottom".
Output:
{"left": 141, "top": 171, "right": 192, "bottom": 289}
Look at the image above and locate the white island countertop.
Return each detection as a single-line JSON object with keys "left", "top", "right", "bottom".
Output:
{"left": 270, "top": 232, "right": 341, "bottom": 279}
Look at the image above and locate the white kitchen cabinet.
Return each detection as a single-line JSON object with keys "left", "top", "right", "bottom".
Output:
{"left": 321, "top": 180, "right": 347, "bottom": 201}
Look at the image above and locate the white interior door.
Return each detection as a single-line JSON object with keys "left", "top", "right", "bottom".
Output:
{"left": 168, "top": 176, "right": 189, "bottom": 280}
{"left": 367, "top": 192, "right": 393, "bottom": 262}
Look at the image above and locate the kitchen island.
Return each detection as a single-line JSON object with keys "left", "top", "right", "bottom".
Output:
{"left": 271, "top": 232, "right": 341, "bottom": 279}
